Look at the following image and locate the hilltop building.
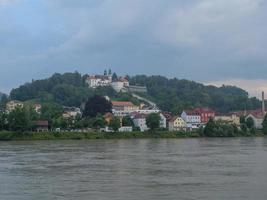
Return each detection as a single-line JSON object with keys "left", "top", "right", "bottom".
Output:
{"left": 86, "top": 75, "right": 112, "bottom": 88}
{"left": 6, "top": 100, "right": 24, "bottom": 113}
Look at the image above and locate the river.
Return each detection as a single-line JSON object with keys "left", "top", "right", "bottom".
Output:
{"left": 0, "top": 138, "right": 267, "bottom": 200}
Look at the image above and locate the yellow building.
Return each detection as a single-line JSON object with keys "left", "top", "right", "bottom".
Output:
{"left": 214, "top": 114, "right": 240, "bottom": 126}
{"left": 169, "top": 116, "right": 187, "bottom": 131}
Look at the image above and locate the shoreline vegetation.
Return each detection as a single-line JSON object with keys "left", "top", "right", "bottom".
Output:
{"left": 0, "top": 130, "right": 264, "bottom": 141}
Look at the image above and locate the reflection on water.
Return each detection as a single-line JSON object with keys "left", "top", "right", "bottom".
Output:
{"left": 0, "top": 138, "right": 267, "bottom": 200}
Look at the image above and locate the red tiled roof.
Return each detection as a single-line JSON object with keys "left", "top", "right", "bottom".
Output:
{"left": 112, "top": 101, "right": 134, "bottom": 107}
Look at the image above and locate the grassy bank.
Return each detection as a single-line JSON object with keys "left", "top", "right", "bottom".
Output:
{"left": 0, "top": 131, "right": 201, "bottom": 141}
{"left": 0, "top": 130, "right": 264, "bottom": 141}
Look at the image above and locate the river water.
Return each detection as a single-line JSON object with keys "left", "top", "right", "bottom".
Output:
{"left": 0, "top": 138, "right": 267, "bottom": 200}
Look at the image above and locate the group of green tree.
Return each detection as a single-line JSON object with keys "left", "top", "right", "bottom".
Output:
{"left": 203, "top": 115, "right": 267, "bottom": 137}
{"left": 129, "top": 75, "right": 261, "bottom": 114}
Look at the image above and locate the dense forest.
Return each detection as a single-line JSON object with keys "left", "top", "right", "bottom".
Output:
{"left": 129, "top": 75, "right": 261, "bottom": 113}
{"left": 9, "top": 72, "right": 261, "bottom": 114}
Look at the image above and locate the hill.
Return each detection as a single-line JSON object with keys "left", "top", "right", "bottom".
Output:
{"left": 129, "top": 75, "right": 260, "bottom": 113}
{"left": 9, "top": 72, "right": 141, "bottom": 107}
{"left": 9, "top": 72, "right": 261, "bottom": 113}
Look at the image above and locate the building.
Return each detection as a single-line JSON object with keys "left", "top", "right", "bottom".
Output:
{"left": 33, "top": 121, "right": 49, "bottom": 132}
{"left": 111, "top": 81, "right": 125, "bottom": 92}
{"left": 86, "top": 75, "right": 112, "bottom": 88}
{"left": 159, "top": 113, "right": 167, "bottom": 128}
{"left": 245, "top": 114, "right": 263, "bottom": 129}
{"left": 194, "top": 108, "right": 215, "bottom": 123}
{"left": 6, "top": 100, "right": 24, "bottom": 113}
{"left": 63, "top": 107, "right": 82, "bottom": 119}
{"left": 103, "top": 112, "right": 114, "bottom": 125}
{"left": 118, "top": 126, "right": 133, "bottom": 132}
{"left": 33, "top": 104, "right": 42, "bottom": 114}
{"left": 168, "top": 116, "right": 187, "bottom": 131}
{"left": 112, "top": 101, "right": 139, "bottom": 117}
{"left": 181, "top": 110, "right": 202, "bottom": 129}
{"left": 132, "top": 113, "right": 149, "bottom": 132}
{"left": 214, "top": 113, "right": 240, "bottom": 126}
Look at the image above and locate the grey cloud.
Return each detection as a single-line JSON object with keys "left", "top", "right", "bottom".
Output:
{"left": 0, "top": 0, "right": 267, "bottom": 93}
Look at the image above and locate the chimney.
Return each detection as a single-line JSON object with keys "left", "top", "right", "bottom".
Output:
{"left": 262, "top": 91, "right": 265, "bottom": 116}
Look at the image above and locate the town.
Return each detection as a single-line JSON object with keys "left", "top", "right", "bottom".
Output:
{"left": 1, "top": 70, "right": 267, "bottom": 136}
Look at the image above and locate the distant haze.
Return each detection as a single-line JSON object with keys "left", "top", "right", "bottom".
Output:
{"left": 0, "top": 0, "right": 267, "bottom": 96}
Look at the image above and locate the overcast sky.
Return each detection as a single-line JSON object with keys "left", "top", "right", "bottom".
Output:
{"left": 0, "top": 0, "right": 267, "bottom": 96}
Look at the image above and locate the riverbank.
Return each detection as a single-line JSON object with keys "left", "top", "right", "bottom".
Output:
{"left": 0, "top": 131, "right": 264, "bottom": 141}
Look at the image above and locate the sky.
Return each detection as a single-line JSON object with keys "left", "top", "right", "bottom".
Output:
{"left": 0, "top": 0, "right": 267, "bottom": 97}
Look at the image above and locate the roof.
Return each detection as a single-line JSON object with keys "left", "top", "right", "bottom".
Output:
{"left": 133, "top": 113, "right": 147, "bottom": 119}
{"left": 87, "top": 75, "right": 110, "bottom": 80}
{"left": 183, "top": 110, "right": 200, "bottom": 116}
{"left": 104, "top": 112, "right": 114, "bottom": 118}
{"left": 162, "top": 112, "right": 173, "bottom": 121}
{"left": 195, "top": 108, "right": 215, "bottom": 113}
{"left": 169, "top": 116, "right": 179, "bottom": 122}
{"left": 34, "top": 121, "right": 49, "bottom": 126}
{"left": 112, "top": 101, "right": 135, "bottom": 107}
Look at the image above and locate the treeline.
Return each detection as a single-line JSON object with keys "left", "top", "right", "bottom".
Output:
{"left": 202, "top": 118, "right": 266, "bottom": 137}
{"left": 129, "top": 75, "right": 261, "bottom": 113}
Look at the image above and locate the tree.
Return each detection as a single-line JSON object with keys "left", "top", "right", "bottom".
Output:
{"left": 83, "top": 95, "right": 112, "bottom": 118}
{"left": 122, "top": 116, "right": 134, "bottom": 127}
{"left": 112, "top": 73, "right": 118, "bottom": 82}
{"left": 8, "top": 107, "right": 32, "bottom": 131}
{"left": 203, "top": 118, "right": 217, "bottom": 137}
{"left": 109, "top": 117, "right": 121, "bottom": 131}
{"left": 240, "top": 115, "right": 246, "bottom": 124}
{"left": 246, "top": 117, "right": 254, "bottom": 129}
{"left": 262, "top": 114, "right": 267, "bottom": 135}
{"left": 92, "top": 115, "right": 105, "bottom": 129}
{"left": 146, "top": 113, "right": 160, "bottom": 131}
{"left": 0, "top": 112, "right": 8, "bottom": 130}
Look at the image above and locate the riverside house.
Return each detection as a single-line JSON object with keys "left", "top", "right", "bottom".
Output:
{"left": 181, "top": 110, "right": 202, "bottom": 129}
{"left": 168, "top": 116, "right": 187, "bottom": 131}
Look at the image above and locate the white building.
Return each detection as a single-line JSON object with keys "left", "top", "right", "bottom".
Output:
{"left": 245, "top": 114, "right": 263, "bottom": 129}
{"left": 159, "top": 113, "right": 167, "bottom": 128}
{"left": 111, "top": 81, "right": 125, "bottom": 92}
{"left": 133, "top": 114, "right": 149, "bottom": 132}
{"left": 86, "top": 75, "right": 112, "bottom": 88}
{"left": 63, "top": 107, "right": 82, "bottom": 119}
{"left": 181, "top": 110, "right": 202, "bottom": 129}
{"left": 118, "top": 126, "right": 133, "bottom": 132}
